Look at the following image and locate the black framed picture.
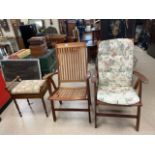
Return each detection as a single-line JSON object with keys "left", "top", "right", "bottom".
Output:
{"left": 100, "top": 19, "right": 136, "bottom": 40}
{"left": 0, "top": 19, "right": 10, "bottom": 32}
{"left": 1, "top": 59, "right": 42, "bottom": 81}
{"left": 0, "top": 48, "right": 8, "bottom": 60}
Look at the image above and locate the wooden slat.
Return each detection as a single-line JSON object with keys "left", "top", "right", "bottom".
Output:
{"left": 97, "top": 100, "right": 142, "bottom": 107}
{"left": 74, "top": 47, "right": 77, "bottom": 80}
{"left": 56, "top": 42, "right": 86, "bottom": 48}
{"left": 97, "top": 113, "right": 137, "bottom": 118}
{"left": 56, "top": 42, "right": 87, "bottom": 82}
{"left": 55, "top": 108, "right": 89, "bottom": 112}
{"left": 50, "top": 87, "right": 87, "bottom": 100}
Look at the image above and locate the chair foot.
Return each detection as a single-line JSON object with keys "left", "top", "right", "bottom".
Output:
{"left": 95, "top": 115, "right": 97, "bottom": 128}
{"left": 51, "top": 100, "right": 56, "bottom": 122}
{"left": 94, "top": 103, "right": 97, "bottom": 128}
{"left": 136, "top": 126, "right": 139, "bottom": 131}
{"left": 42, "top": 98, "right": 48, "bottom": 117}
{"left": 59, "top": 101, "right": 62, "bottom": 105}
{"left": 14, "top": 99, "right": 22, "bottom": 117}
{"left": 88, "top": 101, "right": 91, "bottom": 123}
{"left": 136, "top": 122, "right": 140, "bottom": 131}
{"left": 136, "top": 106, "right": 141, "bottom": 131}
{"left": 89, "top": 113, "right": 91, "bottom": 123}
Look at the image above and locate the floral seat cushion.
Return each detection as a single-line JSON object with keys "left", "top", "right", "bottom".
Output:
{"left": 97, "top": 86, "right": 140, "bottom": 105}
{"left": 11, "top": 80, "right": 46, "bottom": 94}
{"left": 97, "top": 39, "right": 139, "bottom": 105}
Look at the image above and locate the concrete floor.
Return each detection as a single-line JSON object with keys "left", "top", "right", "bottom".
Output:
{"left": 0, "top": 47, "right": 155, "bottom": 134}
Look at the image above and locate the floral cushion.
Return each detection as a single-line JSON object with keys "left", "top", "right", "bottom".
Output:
{"left": 97, "top": 39, "right": 139, "bottom": 105}
{"left": 97, "top": 86, "right": 140, "bottom": 105}
{"left": 11, "top": 80, "right": 46, "bottom": 94}
{"left": 98, "top": 39, "right": 134, "bottom": 87}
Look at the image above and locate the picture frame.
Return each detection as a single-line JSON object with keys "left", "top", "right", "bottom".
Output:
{"left": 0, "top": 48, "right": 8, "bottom": 60}
{"left": 0, "top": 59, "right": 42, "bottom": 81}
{"left": 0, "top": 26, "right": 3, "bottom": 36}
{"left": 0, "top": 19, "right": 10, "bottom": 32}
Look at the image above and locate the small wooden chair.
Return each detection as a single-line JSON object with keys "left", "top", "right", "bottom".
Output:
{"left": 47, "top": 42, "right": 91, "bottom": 123}
{"left": 92, "top": 39, "right": 148, "bottom": 131}
{"left": 6, "top": 76, "right": 52, "bottom": 117}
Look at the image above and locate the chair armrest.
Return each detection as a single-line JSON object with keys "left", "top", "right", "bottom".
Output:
{"left": 91, "top": 69, "right": 98, "bottom": 83}
{"left": 91, "top": 71, "right": 98, "bottom": 100}
{"left": 86, "top": 71, "right": 91, "bottom": 79}
{"left": 6, "top": 76, "right": 21, "bottom": 91}
{"left": 42, "top": 73, "right": 53, "bottom": 80}
{"left": 43, "top": 72, "right": 58, "bottom": 80}
{"left": 43, "top": 71, "right": 58, "bottom": 90}
{"left": 133, "top": 71, "right": 148, "bottom": 84}
{"left": 91, "top": 74, "right": 98, "bottom": 83}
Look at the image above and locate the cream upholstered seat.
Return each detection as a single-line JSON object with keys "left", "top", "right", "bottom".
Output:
{"left": 6, "top": 77, "right": 50, "bottom": 117}
{"left": 11, "top": 80, "right": 46, "bottom": 94}
{"left": 97, "top": 86, "right": 140, "bottom": 105}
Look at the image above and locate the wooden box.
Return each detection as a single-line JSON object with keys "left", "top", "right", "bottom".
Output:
{"left": 30, "top": 43, "right": 47, "bottom": 57}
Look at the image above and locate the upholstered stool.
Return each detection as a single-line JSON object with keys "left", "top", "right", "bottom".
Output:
{"left": 7, "top": 77, "right": 52, "bottom": 117}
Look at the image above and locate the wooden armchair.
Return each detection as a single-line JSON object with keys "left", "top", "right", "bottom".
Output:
{"left": 47, "top": 42, "right": 91, "bottom": 123}
{"left": 6, "top": 76, "right": 52, "bottom": 117}
{"left": 92, "top": 39, "right": 148, "bottom": 131}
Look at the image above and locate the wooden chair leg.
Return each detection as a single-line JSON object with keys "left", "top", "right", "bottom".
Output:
{"left": 87, "top": 79, "right": 91, "bottom": 123}
{"left": 41, "top": 98, "right": 48, "bottom": 117}
{"left": 13, "top": 99, "right": 22, "bottom": 117}
{"left": 88, "top": 101, "right": 91, "bottom": 123}
{"left": 87, "top": 79, "right": 92, "bottom": 105}
{"left": 51, "top": 100, "right": 56, "bottom": 122}
{"left": 136, "top": 106, "right": 141, "bottom": 131}
{"left": 95, "top": 102, "right": 97, "bottom": 128}
{"left": 88, "top": 92, "right": 91, "bottom": 123}
{"left": 59, "top": 101, "right": 62, "bottom": 105}
{"left": 27, "top": 98, "right": 32, "bottom": 108}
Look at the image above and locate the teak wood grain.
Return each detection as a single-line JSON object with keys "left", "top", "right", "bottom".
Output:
{"left": 49, "top": 42, "right": 91, "bottom": 123}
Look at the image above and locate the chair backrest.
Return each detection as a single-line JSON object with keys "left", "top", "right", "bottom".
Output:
{"left": 98, "top": 38, "right": 134, "bottom": 88}
{"left": 56, "top": 42, "right": 87, "bottom": 83}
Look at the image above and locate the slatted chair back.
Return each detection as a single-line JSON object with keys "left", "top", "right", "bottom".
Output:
{"left": 55, "top": 42, "right": 87, "bottom": 83}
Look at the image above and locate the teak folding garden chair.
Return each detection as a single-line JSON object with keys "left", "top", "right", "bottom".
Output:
{"left": 47, "top": 42, "right": 91, "bottom": 123}
{"left": 92, "top": 39, "right": 148, "bottom": 131}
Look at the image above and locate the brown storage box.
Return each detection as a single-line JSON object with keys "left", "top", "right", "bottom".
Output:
{"left": 29, "top": 43, "right": 47, "bottom": 57}
{"left": 46, "top": 34, "right": 66, "bottom": 48}
{"left": 28, "top": 36, "right": 47, "bottom": 46}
